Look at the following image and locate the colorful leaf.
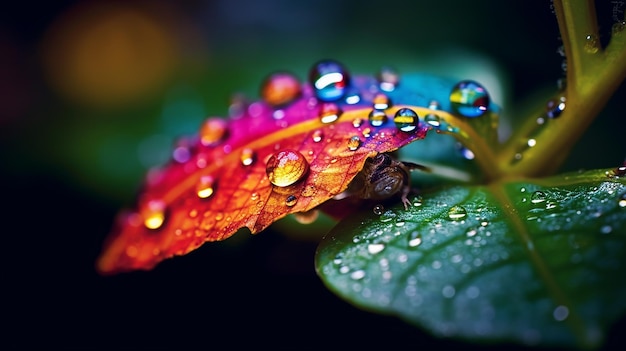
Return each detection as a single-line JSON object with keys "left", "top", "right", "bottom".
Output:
{"left": 97, "top": 60, "right": 499, "bottom": 274}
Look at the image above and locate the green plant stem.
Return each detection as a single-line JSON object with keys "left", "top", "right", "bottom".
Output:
{"left": 495, "top": 0, "right": 626, "bottom": 178}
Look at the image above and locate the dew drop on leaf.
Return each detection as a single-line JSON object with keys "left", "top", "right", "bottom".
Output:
{"left": 301, "top": 184, "right": 317, "bottom": 197}
{"left": 362, "top": 127, "right": 372, "bottom": 138}
{"left": 393, "top": 108, "right": 419, "bottom": 132}
{"left": 584, "top": 34, "right": 600, "bottom": 54}
{"left": 260, "top": 71, "right": 301, "bottom": 107}
{"left": 408, "top": 231, "right": 423, "bottom": 248}
{"left": 368, "top": 109, "right": 387, "bottom": 127}
{"left": 372, "top": 93, "right": 392, "bottom": 110}
{"left": 530, "top": 191, "right": 547, "bottom": 204}
{"left": 380, "top": 210, "right": 397, "bottom": 223}
{"left": 368, "top": 243, "right": 386, "bottom": 255}
{"left": 319, "top": 102, "right": 342, "bottom": 124}
{"left": 312, "top": 130, "right": 323, "bottom": 143}
{"left": 196, "top": 175, "right": 216, "bottom": 199}
{"left": 376, "top": 66, "right": 399, "bottom": 92}
{"left": 285, "top": 194, "right": 298, "bottom": 207}
{"left": 199, "top": 118, "right": 228, "bottom": 146}
{"left": 546, "top": 97, "right": 566, "bottom": 118}
{"left": 240, "top": 148, "right": 255, "bottom": 166}
{"left": 141, "top": 199, "right": 166, "bottom": 230}
{"left": 447, "top": 205, "right": 467, "bottom": 220}
{"left": 309, "top": 59, "right": 350, "bottom": 102}
{"left": 412, "top": 196, "right": 423, "bottom": 207}
{"left": 424, "top": 113, "right": 441, "bottom": 128}
{"left": 347, "top": 135, "right": 361, "bottom": 151}
{"left": 450, "top": 80, "right": 490, "bottom": 117}
{"left": 352, "top": 118, "right": 363, "bottom": 128}
{"left": 373, "top": 204, "right": 384, "bottom": 215}
{"left": 266, "top": 149, "right": 309, "bottom": 187}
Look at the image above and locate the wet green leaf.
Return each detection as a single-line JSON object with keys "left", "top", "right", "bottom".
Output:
{"left": 315, "top": 168, "right": 626, "bottom": 348}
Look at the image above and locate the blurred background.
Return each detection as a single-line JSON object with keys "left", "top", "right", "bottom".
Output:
{"left": 2, "top": 0, "right": 625, "bottom": 349}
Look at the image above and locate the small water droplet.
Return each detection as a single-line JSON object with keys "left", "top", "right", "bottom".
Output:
{"left": 260, "top": 72, "right": 301, "bottom": 107}
{"left": 377, "top": 66, "right": 399, "bottom": 92}
{"left": 412, "top": 196, "right": 423, "bottom": 207}
{"left": 584, "top": 34, "right": 600, "bottom": 53}
{"left": 309, "top": 60, "right": 350, "bottom": 101}
{"left": 380, "top": 210, "right": 397, "bottom": 223}
{"left": 546, "top": 97, "right": 566, "bottom": 118}
{"left": 424, "top": 113, "right": 441, "bottom": 128}
{"left": 612, "top": 21, "right": 626, "bottom": 35}
{"left": 393, "top": 108, "right": 419, "bottom": 132}
{"left": 458, "top": 146, "right": 475, "bottom": 160}
{"left": 368, "top": 109, "right": 387, "bottom": 127}
{"left": 285, "top": 194, "right": 298, "bottom": 207}
{"left": 368, "top": 243, "right": 386, "bottom": 255}
{"left": 199, "top": 118, "right": 228, "bottom": 146}
{"left": 466, "top": 228, "right": 477, "bottom": 237}
{"left": 250, "top": 192, "right": 259, "bottom": 201}
{"left": 450, "top": 80, "right": 490, "bottom": 117}
{"left": 531, "top": 191, "right": 546, "bottom": 204}
{"left": 448, "top": 205, "right": 467, "bottom": 220}
{"left": 266, "top": 149, "right": 310, "bottom": 187}
{"left": 240, "top": 148, "right": 256, "bottom": 166}
{"left": 141, "top": 199, "right": 167, "bottom": 230}
{"left": 372, "top": 93, "right": 391, "bottom": 110}
{"left": 352, "top": 118, "right": 363, "bottom": 128}
{"left": 312, "top": 130, "right": 324, "bottom": 143}
{"left": 172, "top": 138, "right": 193, "bottom": 163}
{"left": 215, "top": 212, "right": 224, "bottom": 221}
{"left": 347, "top": 135, "right": 361, "bottom": 151}
{"left": 373, "top": 204, "right": 384, "bottom": 215}
{"left": 442, "top": 285, "right": 456, "bottom": 298}
{"left": 350, "top": 270, "right": 366, "bottom": 280}
{"left": 362, "top": 128, "right": 372, "bottom": 138}
{"left": 319, "top": 102, "right": 342, "bottom": 124}
{"left": 619, "top": 193, "right": 626, "bottom": 207}
{"left": 408, "top": 231, "right": 422, "bottom": 247}
{"left": 527, "top": 138, "right": 537, "bottom": 147}
{"left": 600, "top": 225, "right": 612, "bottom": 234}
{"left": 196, "top": 175, "right": 216, "bottom": 199}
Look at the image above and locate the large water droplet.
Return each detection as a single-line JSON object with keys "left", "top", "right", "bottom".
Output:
{"left": 141, "top": 199, "right": 167, "bottom": 230}
{"left": 347, "top": 136, "right": 361, "bottom": 151}
{"left": 260, "top": 72, "right": 301, "bottom": 107}
{"left": 372, "top": 93, "right": 392, "bottom": 110}
{"left": 319, "top": 102, "right": 342, "bottom": 124}
{"left": 376, "top": 66, "right": 399, "bottom": 92}
{"left": 368, "top": 109, "right": 387, "bottom": 127}
{"left": 240, "top": 148, "right": 256, "bottom": 166}
{"left": 266, "top": 149, "right": 309, "bottom": 187}
{"left": 450, "top": 80, "right": 490, "bottom": 117}
{"left": 309, "top": 60, "right": 350, "bottom": 102}
{"left": 199, "top": 118, "right": 228, "bottom": 146}
{"left": 394, "top": 108, "right": 419, "bottom": 132}
{"left": 196, "top": 175, "right": 216, "bottom": 199}
{"left": 546, "top": 97, "right": 566, "bottom": 118}
{"left": 531, "top": 191, "right": 546, "bottom": 204}
{"left": 448, "top": 205, "right": 467, "bottom": 220}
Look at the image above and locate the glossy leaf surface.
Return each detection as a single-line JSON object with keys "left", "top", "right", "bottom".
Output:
{"left": 97, "top": 63, "right": 498, "bottom": 274}
{"left": 316, "top": 169, "right": 626, "bottom": 348}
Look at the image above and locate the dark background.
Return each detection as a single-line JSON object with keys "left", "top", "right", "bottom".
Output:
{"left": 2, "top": 1, "right": 625, "bottom": 349}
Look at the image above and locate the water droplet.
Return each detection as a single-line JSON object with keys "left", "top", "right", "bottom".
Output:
{"left": 393, "top": 108, "right": 419, "bottom": 132}
{"left": 373, "top": 204, "right": 384, "bottom": 215}
{"left": 458, "top": 146, "right": 475, "bottom": 160}
{"left": 368, "top": 243, "right": 386, "bottom": 255}
{"left": 260, "top": 72, "right": 301, "bottom": 106}
{"left": 196, "top": 175, "right": 216, "bottom": 199}
{"left": 172, "top": 138, "right": 193, "bottom": 163}
{"left": 611, "top": 166, "right": 626, "bottom": 178}
{"left": 546, "top": 97, "right": 566, "bottom": 118}
{"left": 352, "top": 118, "right": 363, "bottom": 128}
{"left": 584, "top": 34, "right": 600, "bottom": 54}
{"left": 250, "top": 192, "right": 259, "bottom": 201}
{"left": 141, "top": 199, "right": 166, "bottom": 230}
{"left": 350, "top": 270, "right": 366, "bottom": 280}
{"left": 531, "top": 191, "right": 546, "bottom": 204}
{"left": 466, "top": 228, "right": 477, "bottom": 237}
{"left": 240, "top": 148, "right": 255, "bottom": 166}
{"left": 368, "top": 109, "right": 387, "bottom": 127}
{"left": 292, "top": 209, "right": 319, "bottom": 224}
{"left": 309, "top": 59, "right": 350, "bottom": 101}
{"left": 408, "top": 231, "right": 422, "bottom": 247}
{"left": 362, "top": 128, "right": 372, "bottom": 138}
{"left": 442, "top": 285, "right": 456, "bottom": 298}
{"left": 319, "top": 102, "right": 342, "bottom": 124}
{"left": 450, "top": 80, "right": 490, "bottom": 117}
{"left": 600, "top": 225, "right": 612, "bottom": 234}
{"left": 266, "top": 149, "right": 309, "bottom": 187}
{"left": 372, "top": 93, "right": 391, "bottom": 110}
{"left": 448, "top": 205, "right": 467, "bottom": 220}
{"left": 424, "top": 113, "right": 441, "bottom": 128}
{"left": 215, "top": 212, "right": 224, "bottom": 221}
{"left": 553, "top": 305, "right": 569, "bottom": 321}
{"left": 347, "top": 136, "right": 361, "bottom": 151}
{"left": 285, "top": 194, "right": 298, "bottom": 207}
{"left": 380, "top": 210, "right": 397, "bottom": 223}
{"left": 619, "top": 193, "right": 626, "bottom": 208}
{"left": 448, "top": 205, "right": 467, "bottom": 221}
{"left": 312, "top": 130, "right": 323, "bottom": 143}
{"left": 412, "top": 196, "right": 423, "bottom": 207}
{"left": 377, "top": 66, "right": 399, "bottom": 92}
{"left": 199, "top": 118, "right": 228, "bottom": 146}
{"left": 612, "top": 21, "right": 626, "bottom": 35}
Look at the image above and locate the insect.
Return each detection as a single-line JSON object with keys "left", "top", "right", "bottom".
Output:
{"left": 97, "top": 59, "right": 493, "bottom": 274}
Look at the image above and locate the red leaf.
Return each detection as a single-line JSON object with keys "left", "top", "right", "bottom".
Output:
{"left": 97, "top": 60, "right": 433, "bottom": 274}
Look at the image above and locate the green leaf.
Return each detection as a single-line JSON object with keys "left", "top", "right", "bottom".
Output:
{"left": 315, "top": 168, "right": 626, "bottom": 348}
